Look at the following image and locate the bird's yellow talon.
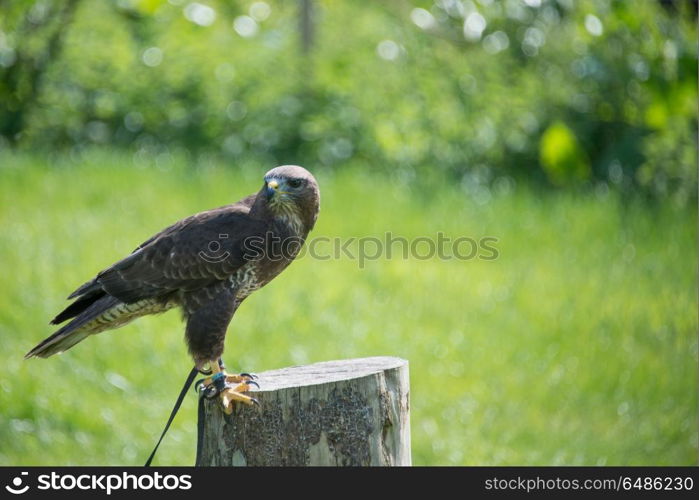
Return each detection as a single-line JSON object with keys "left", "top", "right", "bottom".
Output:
{"left": 200, "top": 361, "right": 258, "bottom": 413}
{"left": 220, "top": 385, "right": 256, "bottom": 413}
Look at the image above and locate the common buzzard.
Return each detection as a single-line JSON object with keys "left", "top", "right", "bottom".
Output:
{"left": 25, "top": 165, "right": 320, "bottom": 412}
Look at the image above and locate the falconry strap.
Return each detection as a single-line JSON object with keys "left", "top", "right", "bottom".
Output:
{"left": 144, "top": 366, "right": 200, "bottom": 467}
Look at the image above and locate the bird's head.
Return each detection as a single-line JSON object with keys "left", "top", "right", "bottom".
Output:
{"left": 261, "top": 165, "right": 320, "bottom": 232}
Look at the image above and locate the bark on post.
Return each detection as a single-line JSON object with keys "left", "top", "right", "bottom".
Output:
{"left": 197, "top": 357, "right": 411, "bottom": 466}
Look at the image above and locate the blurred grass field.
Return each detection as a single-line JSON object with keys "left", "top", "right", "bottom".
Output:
{"left": 0, "top": 150, "right": 696, "bottom": 466}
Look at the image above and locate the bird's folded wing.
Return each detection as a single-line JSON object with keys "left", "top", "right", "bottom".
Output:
{"left": 75, "top": 207, "right": 268, "bottom": 304}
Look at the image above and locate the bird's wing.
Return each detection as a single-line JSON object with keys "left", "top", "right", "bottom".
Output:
{"left": 130, "top": 194, "right": 259, "bottom": 255}
{"left": 73, "top": 205, "right": 267, "bottom": 304}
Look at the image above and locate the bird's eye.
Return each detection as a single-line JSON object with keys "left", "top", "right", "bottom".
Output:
{"left": 288, "top": 179, "right": 303, "bottom": 189}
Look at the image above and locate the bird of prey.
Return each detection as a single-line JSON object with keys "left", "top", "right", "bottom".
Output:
{"left": 25, "top": 165, "right": 320, "bottom": 412}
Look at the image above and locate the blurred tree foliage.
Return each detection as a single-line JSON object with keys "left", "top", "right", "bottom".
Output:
{"left": 0, "top": 0, "right": 696, "bottom": 203}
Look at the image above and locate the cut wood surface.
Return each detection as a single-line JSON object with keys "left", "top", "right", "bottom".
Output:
{"left": 197, "top": 356, "right": 411, "bottom": 466}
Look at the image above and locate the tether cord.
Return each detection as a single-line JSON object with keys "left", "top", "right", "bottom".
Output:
{"left": 144, "top": 366, "right": 199, "bottom": 467}
{"left": 195, "top": 388, "right": 206, "bottom": 465}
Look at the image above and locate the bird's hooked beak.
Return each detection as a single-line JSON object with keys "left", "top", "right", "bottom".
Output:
{"left": 266, "top": 179, "right": 279, "bottom": 199}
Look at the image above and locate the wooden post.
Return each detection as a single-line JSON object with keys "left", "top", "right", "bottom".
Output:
{"left": 197, "top": 357, "right": 411, "bottom": 466}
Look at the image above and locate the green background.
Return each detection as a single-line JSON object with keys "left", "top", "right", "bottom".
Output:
{"left": 0, "top": 0, "right": 696, "bottom": 465}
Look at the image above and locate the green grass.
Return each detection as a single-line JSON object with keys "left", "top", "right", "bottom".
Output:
{"left": 0, "top": 150, "right": 696, "bottom": 465}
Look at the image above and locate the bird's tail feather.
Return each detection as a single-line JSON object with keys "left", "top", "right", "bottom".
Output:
{"left": 26, "top": 295, "right": 120, "bottom": 359}
{"left": 51, "top": 289, "right": 105, "bottom": 325}
{"left": 25, "top": 328, "right": 92, "bottom": 358}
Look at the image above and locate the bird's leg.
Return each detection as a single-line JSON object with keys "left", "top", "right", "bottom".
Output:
{"left": 198, "top": 359, "right": 259, "bottom": 414}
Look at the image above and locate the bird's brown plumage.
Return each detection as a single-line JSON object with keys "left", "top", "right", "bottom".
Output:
{"left": 25, "top": 165, "right": 320, "bottom": 368}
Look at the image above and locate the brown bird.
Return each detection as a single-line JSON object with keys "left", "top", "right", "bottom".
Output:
{"left": 25, "top": 165, "right": 320, "bottom": 412}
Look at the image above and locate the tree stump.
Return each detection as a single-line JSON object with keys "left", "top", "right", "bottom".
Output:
{"left": 197, "top": 356, "right": 411, "bottom": 466}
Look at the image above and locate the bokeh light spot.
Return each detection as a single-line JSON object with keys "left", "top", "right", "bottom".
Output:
{"left": 233, "top": 15, "right": 259, "bottom": 38}
{"left": 410, "top": 8, "right": 436, "bottom": 30}
{"left": 183, "top": 3, "right": 216, "bottom": 27}
{"left": 249, "top": 2, "right": 271, "bottom": 22}
{"left": 463, "top": 12, "right": 487, "bottom": 41}
{"left": 584, "top": 14, "right": 603, "bottom": 37}
{"left": 141, "top": 47, "right": 163, "bottom": 67}
{"left": 377, "top": 40, "right": 400, "bottom": 61}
